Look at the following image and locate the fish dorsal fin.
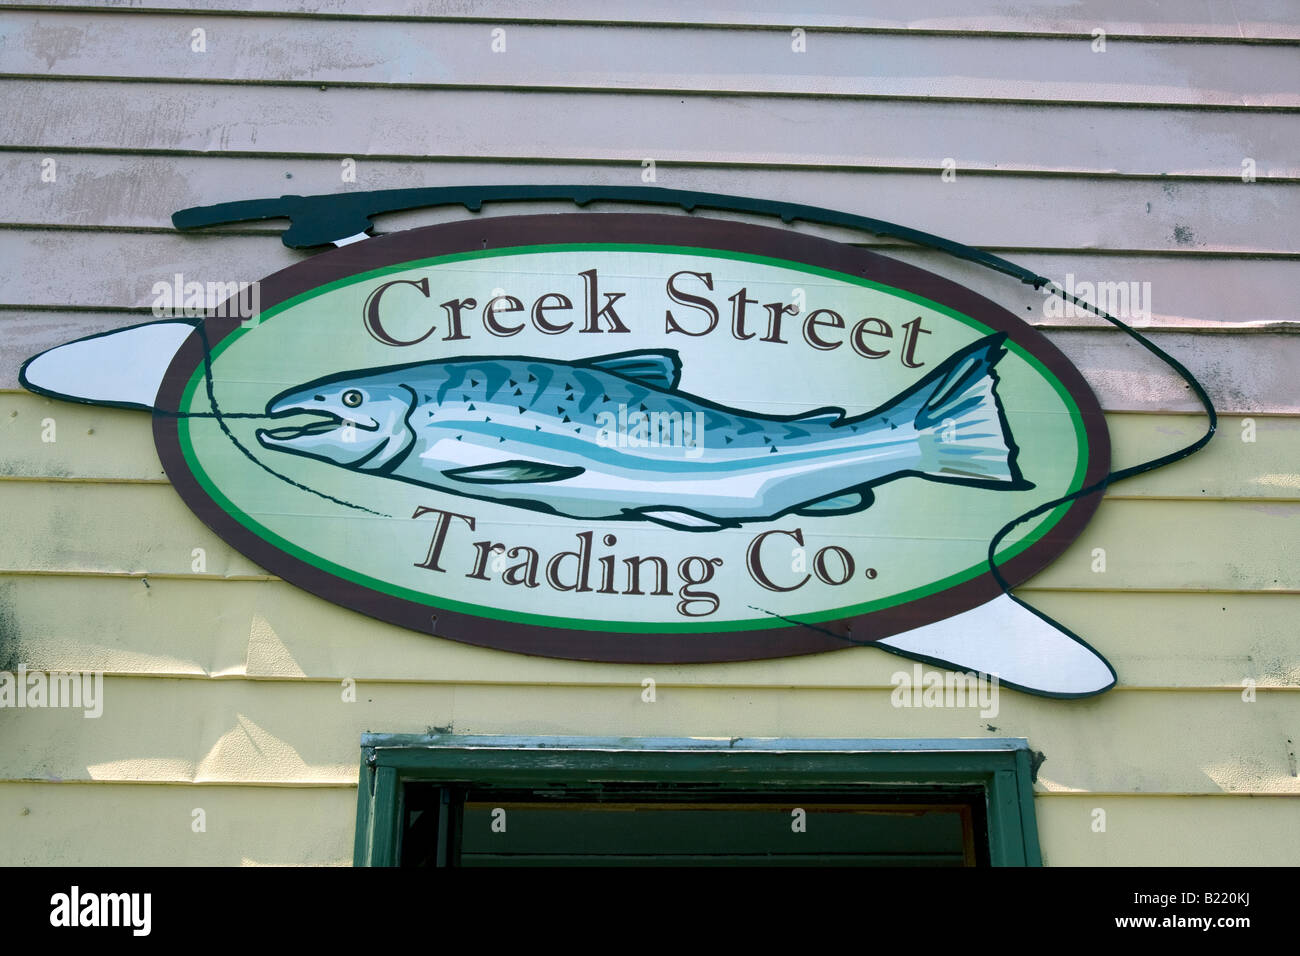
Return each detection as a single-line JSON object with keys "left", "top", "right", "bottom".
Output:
{"left": 583, "top": 350, "right": 681, "bottom": 390}
{"left": 790, "top": 407, "right": 845, "bottom": 427}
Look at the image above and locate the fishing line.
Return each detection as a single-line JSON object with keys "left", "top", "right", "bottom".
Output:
{"left": 451, "top": 186, "right": 1213, "bottom": 654}
{"left": 129, "top": 317, "right": 391, "bottom": 515}
{"left": 175, "top": 185, "right": 1219, "bottom": 662}
{"left": 187, "top": 319, "right": 391, "bottom": 517}
{"left": 982, "top": 287, "right": 1216, "bottom": 651}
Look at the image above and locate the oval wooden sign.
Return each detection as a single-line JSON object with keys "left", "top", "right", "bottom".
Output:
{"left": 145, "top": 213, "right": 1108, "bottom": 666}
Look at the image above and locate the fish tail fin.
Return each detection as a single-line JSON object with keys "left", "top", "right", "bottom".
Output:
{"left": 904, "top": 333, "right": 1031, "bottom": 488}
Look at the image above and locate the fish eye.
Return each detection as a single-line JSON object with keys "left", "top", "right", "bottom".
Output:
{"left": 341, "top": 389, "right": 364, "bottom": 408}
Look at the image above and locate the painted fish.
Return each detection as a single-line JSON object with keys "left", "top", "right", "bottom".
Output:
{"left": 255, "top": 333, "right": 1029, "bottom": 530}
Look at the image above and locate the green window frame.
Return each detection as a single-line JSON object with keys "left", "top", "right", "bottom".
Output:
{"left": 354, "top": 734, "right": 1042, "bottom": 867}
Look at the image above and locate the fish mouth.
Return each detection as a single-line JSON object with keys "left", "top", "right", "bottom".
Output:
{"left": 255, "top": 410, "right": 379, "bottom": 448}
{"left": 263, "top": 417, "right": 347, "bottom": 440}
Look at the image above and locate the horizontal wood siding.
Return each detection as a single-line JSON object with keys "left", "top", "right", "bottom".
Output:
{"left": 14, "top": 1, "right": 1300, "bottom": 40}
{"left": 0, "top": 2, "right": 1295, "bottom": 865}
{"left": 4, "top": 12, "right": 1298, "bottom": 106}
{"left": 5, "top": 80, "right": 1298, "bottom": 177}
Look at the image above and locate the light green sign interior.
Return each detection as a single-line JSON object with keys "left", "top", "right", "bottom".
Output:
{"left": 179, "top": 244, "right": 1087, "bottom": 633}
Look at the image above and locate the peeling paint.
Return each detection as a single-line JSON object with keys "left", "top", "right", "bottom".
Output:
{"left": 1029, "top": 750, "right": 1047, "bottom": 782}
{"left": 0, "top": 581, "right": 22, "bottom": 673}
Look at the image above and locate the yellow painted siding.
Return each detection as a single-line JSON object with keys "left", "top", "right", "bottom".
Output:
{"left": 4, "top": 783, "right": 1295, "bottom": 867}
{"left": 1036, "top": 796, "right": 1300, "bottom": 866}
{"left": 0, "top": 2, "right": 1295, "bottom": 866}
{"left": 4, "top": 570, "right": 1298, "bottom": 688}
{"left": 2, "top": 677, "right": 1297, "bottom": 794}
{"left": 6, "top": 788, "right": 1300, "bottom": 868}
{"left": 0, "top": 782, "right": 354, "bottom": 866}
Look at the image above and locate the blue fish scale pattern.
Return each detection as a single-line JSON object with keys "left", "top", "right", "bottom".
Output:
{"left": 410, "top": 358, "right": 861, "bottom": 460}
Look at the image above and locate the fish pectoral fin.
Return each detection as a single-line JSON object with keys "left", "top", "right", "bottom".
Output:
{"left": 443, "top": 460, "right": 585, "bottom": 484}
{"left": 794, "top": 489, "right": 874, "bottom": 515}
{"left": 790, "top": 407, "right": 846, "bottom": 427}
{"left": 635, "top": 509, "right": 731, "bottom": 532}
{"left": 584, "top": 350, "right": 681, "bottom": 390}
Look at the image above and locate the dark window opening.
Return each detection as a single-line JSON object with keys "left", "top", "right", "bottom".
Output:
{"left": 355, "top": 736, "right": 1041, "bottom": 867}
{"left": 401, "top": 783, "right": 988, "bottom": 867}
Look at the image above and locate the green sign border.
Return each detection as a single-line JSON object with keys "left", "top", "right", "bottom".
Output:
{"left": 178, "top": 242, "right": 1088, "bottom": 635}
